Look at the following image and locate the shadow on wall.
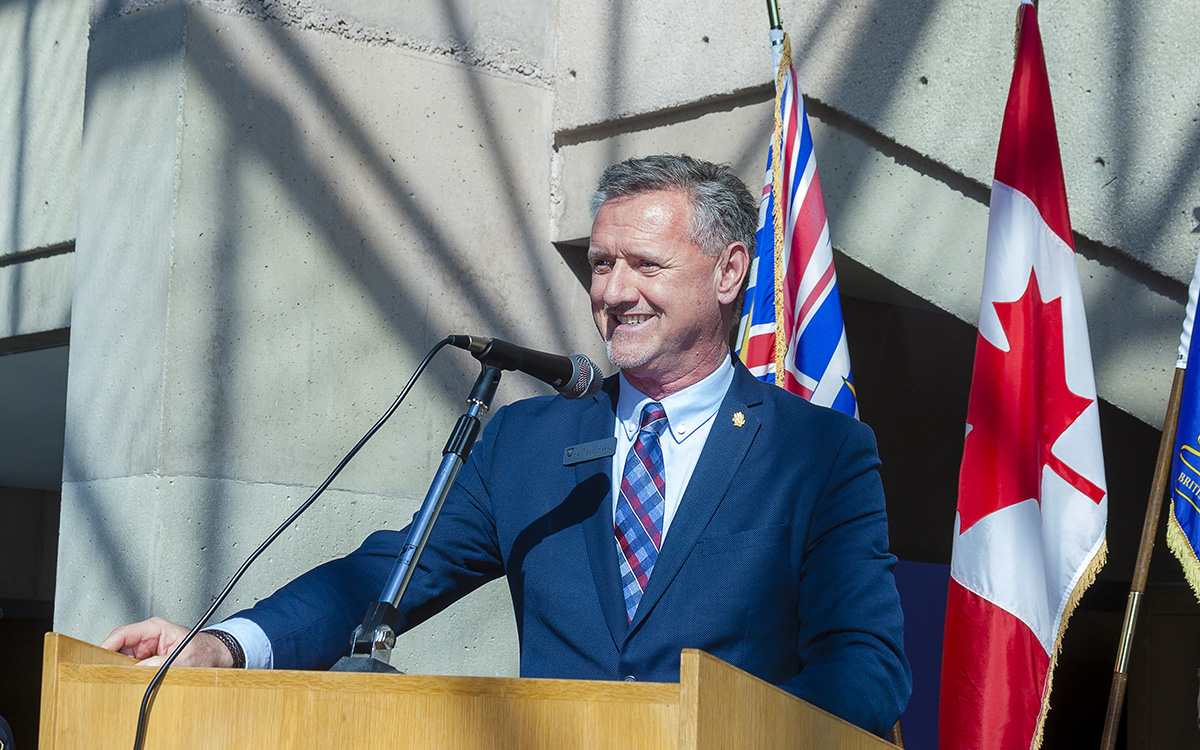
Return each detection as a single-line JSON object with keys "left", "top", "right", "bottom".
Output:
{"left": 6, "top": 0, "right": 34, "bottom": 332}
{"left": 69, "top": 0, "right": 583, "bottom": 601}
{"left": 60, "top": 0, "right": 1200, "bottom": 603}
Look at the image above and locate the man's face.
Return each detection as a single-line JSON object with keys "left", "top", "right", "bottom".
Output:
{"left": 588, "top": 190, "right": 746, "bottom": 395}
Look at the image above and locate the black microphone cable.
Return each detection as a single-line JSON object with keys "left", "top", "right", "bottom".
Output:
{"left": 130, "top": 336, "right": 455, "bottom": 750}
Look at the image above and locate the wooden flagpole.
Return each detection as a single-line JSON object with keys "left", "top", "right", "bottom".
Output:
{"left": 754, "top": 6, "right": 898, "bottom": 747}
{"left": 1099, "top": 367, "right": 1187, "bottom": 749}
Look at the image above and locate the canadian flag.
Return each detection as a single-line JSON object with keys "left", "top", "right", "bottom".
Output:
{"left": 939, "top": 2, "right": 1108, "bottom": 749}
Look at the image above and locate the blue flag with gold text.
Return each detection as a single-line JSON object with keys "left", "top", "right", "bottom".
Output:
{"left": 1169, "top": 243, "right": 1200, "bottom": 598}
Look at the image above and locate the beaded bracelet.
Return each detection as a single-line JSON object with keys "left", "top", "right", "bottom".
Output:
{"left": 204, "top": 628, "right": 247, "bottom": 669}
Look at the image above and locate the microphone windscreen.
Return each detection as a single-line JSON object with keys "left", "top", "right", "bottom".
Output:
{"left": 562, "top": 354, "right": 603, "bottom": 399}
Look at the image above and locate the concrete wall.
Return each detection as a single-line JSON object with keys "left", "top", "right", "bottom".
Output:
{"left": 56, "top": 0, "right": 608, "bottom": 674}
{"left": 554, "top": 0, "right": 1199, "bottom": 428}
{"left": 0, "top": 0, "right": 85, "bottom": 339}
{"left": 0, "top": 0, "right": 1187, "bottom": 682}
{"left": 0, "top": 0, "right": 85, "bottom": 256}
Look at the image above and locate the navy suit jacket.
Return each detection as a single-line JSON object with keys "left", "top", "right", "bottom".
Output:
{"left": 237, "top": 362, "right": 911, "bottom": 735}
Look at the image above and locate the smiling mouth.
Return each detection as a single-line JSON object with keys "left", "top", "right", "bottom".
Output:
{"left": 615, "top": 313, "right": 653, "bottom": 326}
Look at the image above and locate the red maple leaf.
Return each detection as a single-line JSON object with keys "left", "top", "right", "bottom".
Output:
{"left": 957, "top": 270, "right": 1106, "bottom": 534}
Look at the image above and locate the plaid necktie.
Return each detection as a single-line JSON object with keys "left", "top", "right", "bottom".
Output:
{"left": 615, "top": 402, "right": 669, "bottom": 622}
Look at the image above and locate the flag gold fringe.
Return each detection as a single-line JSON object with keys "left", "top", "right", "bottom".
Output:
{"left": 1166, "top": 501, "right": 1200, "bottom": 605}
{"left": 1031, "top": 538, "right": 1108, "bottom": 750}
{"left": 771, "top": 33, "right": 791, "bottom": 384}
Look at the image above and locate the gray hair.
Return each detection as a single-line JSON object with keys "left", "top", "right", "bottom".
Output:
{"left": 590, "top": 154, "right": 758, "bottom": 258}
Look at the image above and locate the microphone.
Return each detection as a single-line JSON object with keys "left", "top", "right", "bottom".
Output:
{"left": 447, "top": 335, "right": 603, "bottom": 399}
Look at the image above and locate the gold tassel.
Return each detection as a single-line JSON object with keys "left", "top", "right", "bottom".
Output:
{"left": 1030, "top": 538, "right": 1107, "bottom": 749}
{"left": 1166, "top": 502, "right": 1200, "bottom": 605}
{"left": 771, "top": 34, "right": 792, "bottom": 384}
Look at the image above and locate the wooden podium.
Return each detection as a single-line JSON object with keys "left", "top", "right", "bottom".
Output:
{"left": 40, "top": 633, "right": 892, "bottom": 749}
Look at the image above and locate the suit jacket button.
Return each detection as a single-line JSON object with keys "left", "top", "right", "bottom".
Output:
{"left": 623, "top": 675, "right": 637, "bottom": 682}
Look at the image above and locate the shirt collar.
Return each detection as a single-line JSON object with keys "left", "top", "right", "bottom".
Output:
{"left": 616, "top": 355, "right": 735, "bottom": 444}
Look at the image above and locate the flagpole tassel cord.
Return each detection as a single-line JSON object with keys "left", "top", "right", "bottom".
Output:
{"left": 770, "top": 33, "right": 791, "bottom": 383}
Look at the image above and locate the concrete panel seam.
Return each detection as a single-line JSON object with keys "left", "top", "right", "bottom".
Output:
{"left": 63, "top": 473, "right": 423, "bottom": 504}
{"left": 154, "top": 6, "right": 192, "bottom": 499}
{"left": 0, "top": 242, "right": 74, "bottom": 269}
{"left": 804, "top": 95, "right": 992, "bottom": 210}
{"left": 548, "top": 148, "right": 566, "bottom": 240}
{"left": 164, "top": 475, "right": 425, "bottom": 505}
{"left": 148, "top": 475, "right": 164, "bottom": 612}
{"left": 90, "top": 0, "right": 174, "bottom": 28}
{"left": 0, "top": 327, "right": 69, "bottom": 355}
{"left": 130, "top": 0, "right": 553, "bottom": 86}
{"left": 553, "top": 84, "right": 774, "bottom": 150}
{"left": 803, "top": 94, "right": 1187, "bottom": 304}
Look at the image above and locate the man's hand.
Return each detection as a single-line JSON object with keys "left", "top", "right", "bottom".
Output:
{"left": 101, "top": 617, "right": 235, "bottom": 668}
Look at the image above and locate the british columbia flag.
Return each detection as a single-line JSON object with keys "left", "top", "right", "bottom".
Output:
{"left": 736, "top": 29, "right": 857, "bottom": 417}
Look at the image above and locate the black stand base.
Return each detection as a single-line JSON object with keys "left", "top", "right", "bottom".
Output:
{"left": 329, "top": 655, "right": 403, "bottom": 674}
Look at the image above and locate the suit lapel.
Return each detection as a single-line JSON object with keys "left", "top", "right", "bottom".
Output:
{"left": 627, "top": 365, "right": 764, "bottom": 635}
{"left": 577, "top": 378, "right": 627, "bottom": 647}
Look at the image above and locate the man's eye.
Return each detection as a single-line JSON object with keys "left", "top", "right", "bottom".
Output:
{"left": 591, "top": 259, "right": 612, "bottom": 271}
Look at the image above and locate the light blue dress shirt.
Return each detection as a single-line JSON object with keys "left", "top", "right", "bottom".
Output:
{"left": 611, "top": 355, "right": 734, "bottom": 538}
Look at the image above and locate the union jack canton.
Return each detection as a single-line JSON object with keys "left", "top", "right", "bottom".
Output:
{"left": 736, "top": 30, "right": 857, "bottom": 418}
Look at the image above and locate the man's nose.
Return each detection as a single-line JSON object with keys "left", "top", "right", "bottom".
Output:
{"left": 601, "top": 263, "right": 639, "bottom": 307}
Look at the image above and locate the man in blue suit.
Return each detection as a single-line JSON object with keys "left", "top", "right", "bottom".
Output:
{"left": 104, "top": 155, "right": 910, "bottom": 735}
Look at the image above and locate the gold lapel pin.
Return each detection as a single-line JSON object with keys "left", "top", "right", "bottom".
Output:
{"left": 732, "top": 411, "right": 746, "bottom": 427}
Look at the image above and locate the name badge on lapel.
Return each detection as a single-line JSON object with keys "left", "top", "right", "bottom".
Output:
{"left": 563, "top": 438, "right": 617, "bottom": 466}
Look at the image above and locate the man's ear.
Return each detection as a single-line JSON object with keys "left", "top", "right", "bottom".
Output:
{"left": 715, "top": 241, "right": 750, "bottom": 305}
